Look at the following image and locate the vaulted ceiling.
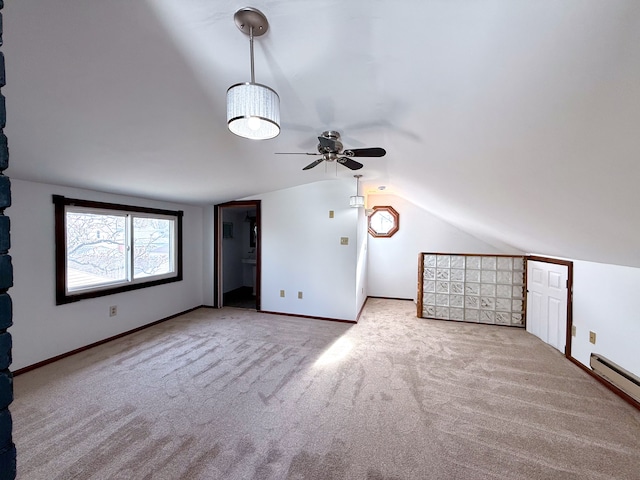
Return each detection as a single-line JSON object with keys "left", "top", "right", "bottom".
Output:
{"left": 4, "top": 1, "right": 640, "bottom": 267}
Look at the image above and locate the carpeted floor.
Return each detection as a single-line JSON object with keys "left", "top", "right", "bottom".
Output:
{"left": 11, "top": 299, "right": 640, "bottom": 479}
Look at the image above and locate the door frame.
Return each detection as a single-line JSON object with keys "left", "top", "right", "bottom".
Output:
{"left": 526, "top": 256, "right": 573, "bottom": 358}
{"left": 214, "top": 200, "right": 261, "bottom": 309}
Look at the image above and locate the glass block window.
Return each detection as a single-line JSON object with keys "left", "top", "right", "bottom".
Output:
{"left": 418, "top": 253, "right": 526, "bottom": 327}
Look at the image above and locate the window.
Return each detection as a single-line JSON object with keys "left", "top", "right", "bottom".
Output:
{"left": 54, "top": 195, "right": 183, "bottom": 304}
{"left": 368, "top": 205, "right": 400, "bottom": 238}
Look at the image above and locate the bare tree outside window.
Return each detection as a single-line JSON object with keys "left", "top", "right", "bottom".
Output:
{"left": 65, "top": 212, "right": 176, "bottom": 292}
{"left": 54, "top": 195, "right": 183, "bottom": 304}
{"left": 133, "top": 217, "right": 173, "bottom": 279}
{"left": 66, "top": 212, "right": 127, "bottom": 290}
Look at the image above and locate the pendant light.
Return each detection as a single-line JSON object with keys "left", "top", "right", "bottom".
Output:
{"left": 227, "top": 7, "right": 280, "bottom": 140}
{"left": 350, "top": 174, "right": 365, "bottom": 208}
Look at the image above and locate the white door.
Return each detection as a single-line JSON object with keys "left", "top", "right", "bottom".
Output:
{"left": 526, "top": 260, "right": 568, "bottom": 353}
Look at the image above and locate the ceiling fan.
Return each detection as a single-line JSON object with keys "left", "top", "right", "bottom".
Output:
{"left": 275, "top": 131, "right": 386, "bottom": 170}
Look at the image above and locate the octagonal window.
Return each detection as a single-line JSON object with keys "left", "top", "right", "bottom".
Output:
{"left": 368, "top": 206, "right": 400, "bottom": 238}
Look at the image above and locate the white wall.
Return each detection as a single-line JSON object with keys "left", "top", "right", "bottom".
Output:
{"left": 202, "top": 205, "right": 214, "bottom": 306}
{"left": 252, "top": 180, "right": 359, "bottom": 321}
{"left": 8, "top": 179, "right": 204, "bottom": 370}
{"left": 11, "top": 178, "right": 639, "bottom": 380}
{"left": 367, "top": 194, "right": 521, "bottom": 300}
{"left": 355, "top": 206, "right": 368, "bottom": 314}
{"left": 570, "top": 260, "right": 640, "bottom": 377}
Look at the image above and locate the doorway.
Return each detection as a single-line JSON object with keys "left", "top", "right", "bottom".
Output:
{"left": 526, "top": 256, "right": 573, "bottom": 356}
{"left": 215, "top": 200, "right": 261, "bottom": 310}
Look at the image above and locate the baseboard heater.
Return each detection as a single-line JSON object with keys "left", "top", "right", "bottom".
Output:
{"left": 590, "top": 353, "right": 640, "bottom": 402}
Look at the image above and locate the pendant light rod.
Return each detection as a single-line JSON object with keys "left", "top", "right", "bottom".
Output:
{"left": 234, "top": 7, "right": 269, "bottom": 84}
{"left": 249, "top": 25, "right": 255, "bottom": 83}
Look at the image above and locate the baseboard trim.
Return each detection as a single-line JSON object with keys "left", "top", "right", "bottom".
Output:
{"left": 260, "top": 310, "right": 357, "bottom": 325}
{"left": 12, "top": 305, "right": 203, "bottom": 376}
{"left": 265, "top": 297, "right": 412, "bottom": 324}
{"left": 368, "top": 296, "right": 414, "bottom": 302}
{"left": 568, "top": 356, "right": 640, "bottom": 411}
{"left": 421, "top": 315, "right": 525, "bottom": 328}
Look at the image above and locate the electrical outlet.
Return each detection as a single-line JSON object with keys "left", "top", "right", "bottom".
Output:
{"left": 329, "top": 210, "right": 334, "bottom": 218}
{"left": 340, "top": 237, "right": 349, "bottom": 245}
{"left": 571, "top": 325, "right": 576, "bottom": 337}
{"left": 109, "top": 305, "right": 117, "bottom": 317}
{"left": 298, "top": 291, "right": 303, "bottom": 299}
{"left": 280, "top": 290, "right": 285, "bottom": 298}
{"left": 589, "top": 331, "right": 596, "bottom": 344}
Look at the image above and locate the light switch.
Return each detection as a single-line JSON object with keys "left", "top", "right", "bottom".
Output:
{"left": 280, "top": 290, "right": 285, "bottom": 297}
{"left": 340, "top": 237, "right": 349, "bottom": 245}
{"left": 329, "top": 210, "right": 334, "bottom": 218}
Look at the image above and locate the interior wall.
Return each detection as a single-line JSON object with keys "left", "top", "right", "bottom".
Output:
{"left": 355, "top": 206, "right": 368, "bottom": 314}
{"left": 9, "top": 177, "right": 639, "bottom": 381}
{"left": 248, "top": 180, "right": 359, "bottom": 321}
{"left": 202, "top": 205, "right": 214, "bottom": 306}
{"left": 7, "top": 179, "right": 204, "bottom": 370}
{"left": 367, "top": 194, "right": 521, "bottom": 300}
{"left": 569, "top": 259, "right": 640, "bottom": 377}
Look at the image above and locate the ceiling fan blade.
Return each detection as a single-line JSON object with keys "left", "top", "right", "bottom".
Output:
{"left": 337, "top": 157, "right": 363, "bottom": 170}
{"left": 274, "top": 152, "right": 319, "bottom": 155}
{"left": 303, "top": 158, "right": 325, "bottom": 170}
{"left": 343, "top": 147, "right": 386, "bottom": 158}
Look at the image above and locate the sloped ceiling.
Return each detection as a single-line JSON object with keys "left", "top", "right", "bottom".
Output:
{"left": 4, "top": 1, "right": 640, "bottom": 267}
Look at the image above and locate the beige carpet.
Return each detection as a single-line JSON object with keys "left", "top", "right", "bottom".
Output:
{"left": 12, "top": 299, "right": 640, "bottom": 479}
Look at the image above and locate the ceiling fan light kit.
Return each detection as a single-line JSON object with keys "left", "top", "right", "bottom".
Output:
{"left": 227, "top": 7, "right": 280, "bottom": 140}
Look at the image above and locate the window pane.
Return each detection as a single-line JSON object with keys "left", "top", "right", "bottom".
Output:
{"left": 66, "top": 212, "right": 127, "bottom": 291}
{"left": 370, "top": 211, "right": 395, "bottom": 234}
{"left": 55, "top": 195, "right": 183, "bottom": 304}
{"left": 133, "top": 217, "right": 174, "bottom": 279}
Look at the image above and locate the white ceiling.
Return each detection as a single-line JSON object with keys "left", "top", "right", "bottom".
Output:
{"left": 4, "top": 1, "right": 640, "bottom": 267}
